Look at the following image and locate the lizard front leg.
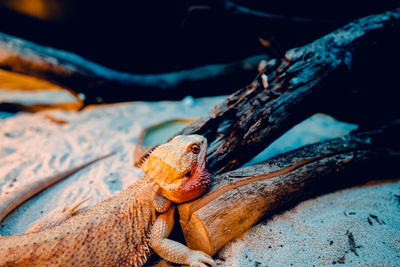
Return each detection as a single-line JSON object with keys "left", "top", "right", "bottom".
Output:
{"left": 150, "top": 205, "right": 215, "bottom": 267}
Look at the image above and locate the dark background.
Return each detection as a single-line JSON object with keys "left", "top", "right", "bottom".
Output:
{"left": 1, "top": 0, "right": 399, "bottom": 75}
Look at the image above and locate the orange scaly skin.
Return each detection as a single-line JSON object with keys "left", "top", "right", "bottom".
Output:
{"left": 0, "top": 135, "right": 215, "bottom": 267}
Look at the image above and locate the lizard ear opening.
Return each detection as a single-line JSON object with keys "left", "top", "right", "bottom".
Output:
{"left": 161, "top": 168, "right": 212, "bottom": 203}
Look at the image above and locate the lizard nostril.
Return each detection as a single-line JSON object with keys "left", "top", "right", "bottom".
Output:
{"left": 186, "top": 170, "right": 191, "bottom": 177}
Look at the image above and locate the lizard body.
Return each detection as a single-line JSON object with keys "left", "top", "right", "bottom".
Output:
{"left": 0, "top": 135, "right": 215, "bottom": 267}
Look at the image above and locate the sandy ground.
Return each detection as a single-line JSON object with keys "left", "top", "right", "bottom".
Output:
{"left": 0, "top": 96, "right": 224, "bottom": 235}
{"left": 0, "top": 96, "right": 398, "bottom": 266}
{"left": 217, "top": 180, "right": 400, "bottom": 267}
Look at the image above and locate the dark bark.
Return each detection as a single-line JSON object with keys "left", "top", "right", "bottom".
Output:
{"left": 177, "top": 8, "right": 400, "bottom": 175}
{"left": 0, "top": 32, "right": 267, "bottom": 105}
{"left": 221, "top": 0, "right": 329, "bottom": 24}
{"left": 178, "top": 120, "right": 400, "bottom": 255}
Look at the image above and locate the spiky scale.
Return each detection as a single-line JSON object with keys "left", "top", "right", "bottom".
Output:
{"left": 0, "top": 135, "right": 215, "bottom": 266}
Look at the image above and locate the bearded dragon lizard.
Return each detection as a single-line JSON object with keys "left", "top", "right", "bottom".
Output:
{"left": 0, "top": 135, "right": 215, "bottom": 266}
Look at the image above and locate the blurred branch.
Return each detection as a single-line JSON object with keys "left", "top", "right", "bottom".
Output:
{"left": 0, "top": 32, "right": 268, "bottom": 106}
{"left": 223, "top": 0, "right": 315, "bottom": 23}
{"left": 185, "top": 0, "right": 334, "bottom": 25}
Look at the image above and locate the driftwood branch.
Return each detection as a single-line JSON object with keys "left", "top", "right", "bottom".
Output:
{"left": 0, "top": 32, "right": 267, "bottom": 105}
{"left": 185, "top": 0, "right": 323, "bottom": 24}
{"left": 177, "top": 8, "right": 400, "bottom": 175}
{"left": 223, "top": 0, "right": 324, "bottom": 24}
{"left": 178, "top": 121, "right": 400, "bottom": 255}
{"left": 174, "top": 9, "right": 400, "bottom": 256}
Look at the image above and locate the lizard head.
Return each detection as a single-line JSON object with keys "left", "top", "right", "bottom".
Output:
{"left": 141, "top": 134, "right": 211, "bottom": 203}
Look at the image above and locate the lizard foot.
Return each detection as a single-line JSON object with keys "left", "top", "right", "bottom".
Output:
{"left": 25, "top": 198, "right": 89, "bottom": 233}
{"left": 188, "top": 250, "right": 216, "bottom": 267}
{"left": 61, "top": 197, "right": 89, "bottom": 215}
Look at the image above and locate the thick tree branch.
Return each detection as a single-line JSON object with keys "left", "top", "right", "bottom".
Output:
{"left": 177, "top": 8, "right": 400, "bottom": 175}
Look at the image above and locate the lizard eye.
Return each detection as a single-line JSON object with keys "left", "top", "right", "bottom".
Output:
{"left": 190, "top": 144, "right": 201, "bottom": 154}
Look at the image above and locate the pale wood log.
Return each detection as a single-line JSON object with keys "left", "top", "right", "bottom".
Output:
{"left": 178, "top": 122, "right": 400, "bottom": 255}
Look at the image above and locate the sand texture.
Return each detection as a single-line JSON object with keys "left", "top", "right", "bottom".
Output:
{"left": 0, "top": 96, "right": 223, "bottom": 235}
{"left": 1, "top": 96, "right": 398, "bottom": 266}
{"left": 216, "top": 180, "right": 400, "bottom": 266}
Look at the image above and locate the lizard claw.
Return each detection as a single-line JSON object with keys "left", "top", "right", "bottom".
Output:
{"left": 25, "top": 198, "right": 90, "bottom": 233}
{"left": 62, "top": 197, "right": 89, "bottom": 215}
{"left": 189, "top": 250, "right": 216, "bottom": 267}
